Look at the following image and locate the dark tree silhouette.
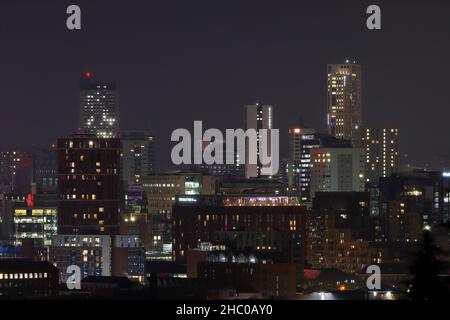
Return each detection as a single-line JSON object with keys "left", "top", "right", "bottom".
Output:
{"left": 408, "top": 229, "right": 447, "bottom": 300}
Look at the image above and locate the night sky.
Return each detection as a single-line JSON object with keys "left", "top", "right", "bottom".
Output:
{"left": 0, "top": 0, "right": 449, "bottom": 171}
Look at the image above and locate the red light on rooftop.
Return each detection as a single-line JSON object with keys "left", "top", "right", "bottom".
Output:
{"left": 85, "top": 71, "right": 92, "bottom": 78}
{"left": 27, "top": 193, "right": 34, "bottom": 208}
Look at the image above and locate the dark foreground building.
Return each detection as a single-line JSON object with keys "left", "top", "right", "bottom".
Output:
{"left": 197, "top": 252, "right": 297, "bottom": 298}
{"left": 380, "top": 171, "right": 450, "bottom": 241}
{"left": 0, "top": 259, "right": 59, "bottom": 298}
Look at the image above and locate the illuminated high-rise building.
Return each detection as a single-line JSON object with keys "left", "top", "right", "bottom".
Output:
{"left": 326, "top": 61, "right": 362, "bottom": 143}
{"left": 380, "top": 171, "right": 450, "bottom": 239}
{"left": 288, "top": 128, "right": 354, "bottom": 203}
{"left": 50, "top": 135, "right": 134, "bottom": 283}
{"left": 79, "top": 72, "right": 119, "bottom": 138}
{"left": 288, "top": 128, "right": 316, "bottom": 201}
{"left": 244, "top": 102, "right": 274, "bottom": 178}
{"left": 362, "top": 128, "right": 400, "bottom": 184}
{"left": 289, "top": 128, "right": 313, "bottom": 162}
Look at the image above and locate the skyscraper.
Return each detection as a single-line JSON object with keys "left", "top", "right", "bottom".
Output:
{"left": 288, "top": 128, "right": 316, "bottom": 201}
{"left": 13, "top": 194, "right": 58, "bottom": 247}
{"left": 141, "top": 173, "right": 216, "bottom": 253}
{"left": 172, "top": 195, "right": 307, "bottom": 284}
{"left": 56, "top": 135, "right": 121, "bottom": 235}
{"left": 362, "top": 128, "right": 400, "bottom": 184}
{"left": 187, "top": 140, "right": 244, "bottom": 177}
{"left": 379, "top": 171, "right": 450, "bottom": 239}
{"left": 79, "top": 72, "right": 119, "bottom": 138}
{"left": 244, "top": 102, "right": 273, "bottom": 179}
{"left": 326, "top": 61, "right": 362, "bottom": 143}
{"left": 288, "top": 129, "right": 355, "bottom": 203}
{"left": 50, "top": 135, "right": 125, "bottom": 282}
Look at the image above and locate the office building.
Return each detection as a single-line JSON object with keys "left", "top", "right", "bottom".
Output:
{"left": 312, "top": 192, "right": 374, "bottom": 240}
{"left": 120, "top": 186, "right": 151, "bottom": 252}
{"left": 0, "top": 260, "right": 59, "bottom": 298}
{"left": 362, "top": 128, "right": 400, "bottom": 184}
{"left": 52, "top": 135, "right": 143, "bottom": 282}
{"left": 309, "top": 146, "right": 365, "bottom": 201}
{"left": 281, "top": 159, "right": 300, "bottom": 193}
{"left": 0, "top": 194, "right": 10, "bottom": 241}
{"left": 142, "top": 173, "right": 216, "bottom": 252}
{"left": 197, "top": 252, "right": 297, "bottom": 298}
{"left": 289, "top": 128, "right": 316, "bottom": 162}
{"left": 79, "top": 72, "right": 119, "bottom": 138}
{"left": 50, "top": 234, "right": 112, "bottom": 282}
{"left": 13, "top": 194, "right": 58, "bottom": 247}
{"left": 326, "top": 61, "right": 362, "bottom": 143}
{"left": 0, "top": 150, "right": 33, "bottom": 194}
{"left": 56, "top": 135, "right": 121, "bottom": 235}
{"left": 112, "top": 235, "right": 145, "bottom": 282}
{"left": 0, "top": 150, "right": 23, "bottom": 193}
{"left": 380, "top": 171, "right": 450, "bottom": 241}
{"left": 172, "top": 195, "right": 307, "bottom": 284}
{"left": 244, "top": 102, "right": 274, "bottom": 178}
{"left": 120, "top": 212, "right": 152, "bottom": 253}
{"left": 288, "top": 129, "right": 357, "bottom": 203}
{"left": 307, "top": 196, "right": 386, "bottom": 273}
{"left": 306, "top": 211, "right": 385, "bottom": 273}
{"left": 50, "top": 234, "right": 145, "bottom": 283}
{"left": 142, "top": 173, "right": 216, "bottom": 219}
{"left": 1, "top": 195, "right": 24, "bottom": 241}
{"left": 288, "top": 128, "right": 317, "bottom": 202}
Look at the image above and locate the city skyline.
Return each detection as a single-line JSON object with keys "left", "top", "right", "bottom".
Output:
{"left": 1, "top": 0, "right": 450, "bottom": 304}
{"left": 1, "top": 0, "right": 450, "bottom": 171}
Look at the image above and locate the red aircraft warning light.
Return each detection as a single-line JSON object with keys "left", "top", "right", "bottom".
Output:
{"left": 85, "top": 71, "right": 92, "bottom": 78}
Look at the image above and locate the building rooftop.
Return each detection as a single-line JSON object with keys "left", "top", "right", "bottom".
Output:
{"left": 175, "top": 194, "right": 303, "bottom": 207}
{"left": 0, "top": 259, "right": 58, "bottom": 273}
